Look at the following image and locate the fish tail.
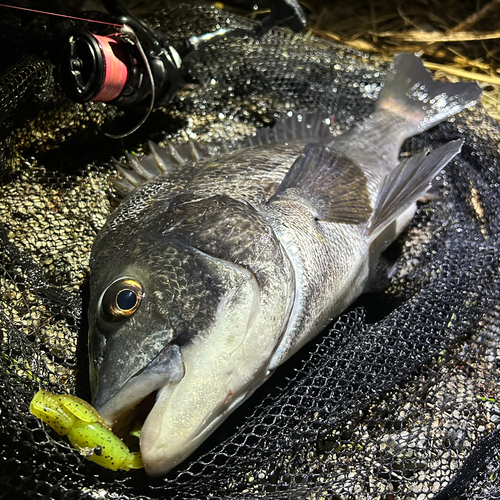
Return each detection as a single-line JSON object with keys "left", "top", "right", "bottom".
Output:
{"left": 376, "top": 53, "right": 481, "bottom": 136}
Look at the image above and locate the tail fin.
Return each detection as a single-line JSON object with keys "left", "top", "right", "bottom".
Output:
{"left": 376, "top": 53, "right": 482, "bottom": 135}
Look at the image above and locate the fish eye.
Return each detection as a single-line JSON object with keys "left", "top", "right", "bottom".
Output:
{"left": 100, "top": 278, "right": 143, "bottom": 322}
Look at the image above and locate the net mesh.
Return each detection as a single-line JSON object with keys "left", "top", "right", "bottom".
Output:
{"left": 0, "top": 2, "right": 499, "bottom": 499}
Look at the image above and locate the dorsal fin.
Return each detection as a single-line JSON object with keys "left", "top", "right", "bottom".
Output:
{"left": 237, "top": 113, "right": 334, "bottom": 149}
{"left": 113, "top": 113, "right": 334, "bottom": 196}
{"left": 113, "top": 139, "right": 204, "bottom": 195}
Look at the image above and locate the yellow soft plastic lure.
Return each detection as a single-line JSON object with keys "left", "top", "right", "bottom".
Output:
{"left": 30, "top": 389, "right": 143, "bottom": 471}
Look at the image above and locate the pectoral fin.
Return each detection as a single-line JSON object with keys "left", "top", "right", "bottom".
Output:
{"left": 366, "top": 139, "right": 464, "bottom": 241}
{"left": 268, "top": 143, "right": 373, "bottom": 224}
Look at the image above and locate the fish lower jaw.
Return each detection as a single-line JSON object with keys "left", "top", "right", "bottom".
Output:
{"left": 139, "top": 382, "right": 227, "bottom": 477}
{"left": 140, "top": 369, "right": 276, "bottom": 477}
{"left": 140, "top": 403, "right": 237, "bottom": 477}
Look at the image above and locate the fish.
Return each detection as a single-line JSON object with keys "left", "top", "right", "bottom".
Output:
{"left": 87, "top": 53, "right": 481, "bottom": 476}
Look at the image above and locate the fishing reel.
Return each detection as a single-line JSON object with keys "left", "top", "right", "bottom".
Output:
{"left": 57, "top": 0, "right": 306, "bottom": 137}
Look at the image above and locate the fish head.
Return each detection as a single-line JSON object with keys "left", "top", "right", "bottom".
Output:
{"left": 88, "top": 193, "right": 294, "bottom": 475}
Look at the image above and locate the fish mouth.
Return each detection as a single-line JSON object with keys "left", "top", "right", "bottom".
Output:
{"left": 95, "top": 343, "right": 185, "bottom": 437}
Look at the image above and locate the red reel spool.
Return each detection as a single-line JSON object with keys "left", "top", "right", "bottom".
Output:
{"left": 92, "top": 34, "right": 128, "bottom": 102}
{"left": 59, "top": 31, "right": 130, "bottom": 103}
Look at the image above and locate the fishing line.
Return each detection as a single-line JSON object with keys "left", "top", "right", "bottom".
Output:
{"left": 0, "top": 3, "right": 123, "bottom": 27}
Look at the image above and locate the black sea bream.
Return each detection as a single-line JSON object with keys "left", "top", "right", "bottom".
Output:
{"left": 88, "top": 53, "right": 481, "bottom": 476}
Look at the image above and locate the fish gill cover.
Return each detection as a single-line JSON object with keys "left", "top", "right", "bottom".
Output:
{"left": 0, "top": 1, "right": 499, "bottom": 499}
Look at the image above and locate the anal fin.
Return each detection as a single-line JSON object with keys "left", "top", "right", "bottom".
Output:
{"left": 366, "top": 139, "right": 464, "bottom": 241}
